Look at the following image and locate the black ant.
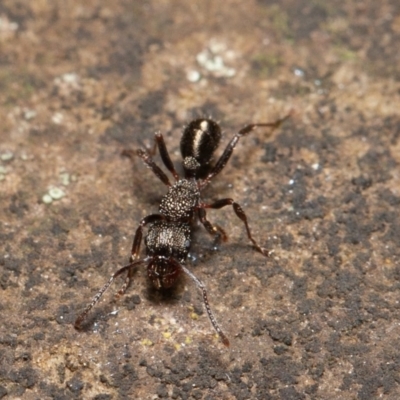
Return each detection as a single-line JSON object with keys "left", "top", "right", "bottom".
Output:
{"left": 74, "top": 114, "right": 289, "bottom": 346}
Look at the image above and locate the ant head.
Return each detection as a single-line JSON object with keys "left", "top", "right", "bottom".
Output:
{"left": 148, "top": 256, "right": 181, "bottom": 290}
{"left": 180, "top": 119, "right": 221, "bottom": 177}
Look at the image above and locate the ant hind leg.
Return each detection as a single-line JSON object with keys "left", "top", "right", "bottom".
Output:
{"left": 201, "top": 199, "right": 270, "bottom": 257}
{"left": 198, "top": 208, "right": 228, "bottom": 250}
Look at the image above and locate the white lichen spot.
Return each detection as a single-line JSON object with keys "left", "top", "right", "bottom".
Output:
{"left": 23, "top": 109, "right": 37, "bottom": 120}
{"left": 186, "top": 69, "right": 201, "bottom": 82}
{"left": 52, "top": 112, "right": 64, "bottom": 124}
{"left": 209, "top": 40, "right": 226, "bottom": 53}
{"left": 312, "top": 163, "right": 320, "bottom": 170}
{"left": 0, "top": 14, "right": 18, "bottom": 38}
{"left": 48, "top": 187, "right": 65, "bottom": 200}
{"left": 42, "top": 194, "right": 53, "bottom": 204}
{"left": 53, "top": 72, "right": 81, "bottom": 94}
{"left": 196, "top": 40, "right": 236, "bottom": 78}
{"left": 59, "top": 172, "right": 70, "bottom": 186}
{"left": 293, "top": 67, "right": 305, "bottom": 77}
{"left": 0, "top": 151, "right": 14, "bottom": 161}
{"left": 62, "top": 72, "right": 79, "bottom": 84}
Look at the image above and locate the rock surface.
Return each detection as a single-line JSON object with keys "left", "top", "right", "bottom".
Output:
{"left": 1, "top": 1, "right": 400, "bottom": 399}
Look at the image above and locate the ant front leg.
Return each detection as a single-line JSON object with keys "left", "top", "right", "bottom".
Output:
{"left": 122, "top": 132, "right": 180, "bottom": 185}
{"left": 197, "top": 208, "right": 228, "bottom": 249}
{"left": 154, "top": 132, "right": 180, "bottom": 181}
{"left": 122, "top": 148, "right": 172, "bottom": 187}
{"left": 116, "top": 214, "right": 165, "bottom": 298}
{"left": 199, "top": 114, "right": 290, "bottom": 190}
{"left": 201, "top": 199, "right": 269, "bottom": 257}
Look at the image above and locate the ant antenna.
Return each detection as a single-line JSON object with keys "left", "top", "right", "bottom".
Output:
{"left": 74, "top": 260, "right": 145, "bottom": 329}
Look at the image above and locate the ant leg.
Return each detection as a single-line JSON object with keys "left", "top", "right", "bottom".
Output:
{"left": 180, "top": 264, "right": 230, "bottom": 347}
{"left": 147, "top": 135, "right": 158, "bottom": 156}
{"left": 116, "top": 214, "right": 164, "bottom": 297}
{"left": 202, "top": 199, "right": 269, "bottom": 256}
{"left": 74, "top": 259, "right": 146, "bottom": 329}
{"left": 199, "top": 114, "right": 290, "bottom": 190}
{"left": 155, "top": 132, "right": 180, "bottom": 181}
{"left": 198, "top": 208, "right": 228, "bottom": 248}
{"left": 122, "top": 148, "right": 171, "bottom": 187}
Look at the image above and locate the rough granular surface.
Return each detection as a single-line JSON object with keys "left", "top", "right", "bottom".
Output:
{"left": 0, "top": 1, "right": 400, "bottom": 399}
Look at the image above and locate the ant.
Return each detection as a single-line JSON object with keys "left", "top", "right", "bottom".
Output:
{"left": 74, "top": 114, "right": 289, "bottom": 346}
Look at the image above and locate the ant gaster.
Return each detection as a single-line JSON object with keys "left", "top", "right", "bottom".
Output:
{"left": 74, "top": 114, "right": 289, "bottom": 346}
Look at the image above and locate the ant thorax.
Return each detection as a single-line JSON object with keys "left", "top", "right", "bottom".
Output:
{"left": 159, "top": 179, "right": 199, "bottom": 221}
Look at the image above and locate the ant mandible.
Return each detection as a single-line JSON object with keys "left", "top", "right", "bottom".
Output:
{"left": 74, "top": 114, "right": 289, "bottom": 346}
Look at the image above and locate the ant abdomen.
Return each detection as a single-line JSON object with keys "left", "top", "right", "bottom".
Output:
{"left": 180, "top": 119, "right": 221, "bottom": 176}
